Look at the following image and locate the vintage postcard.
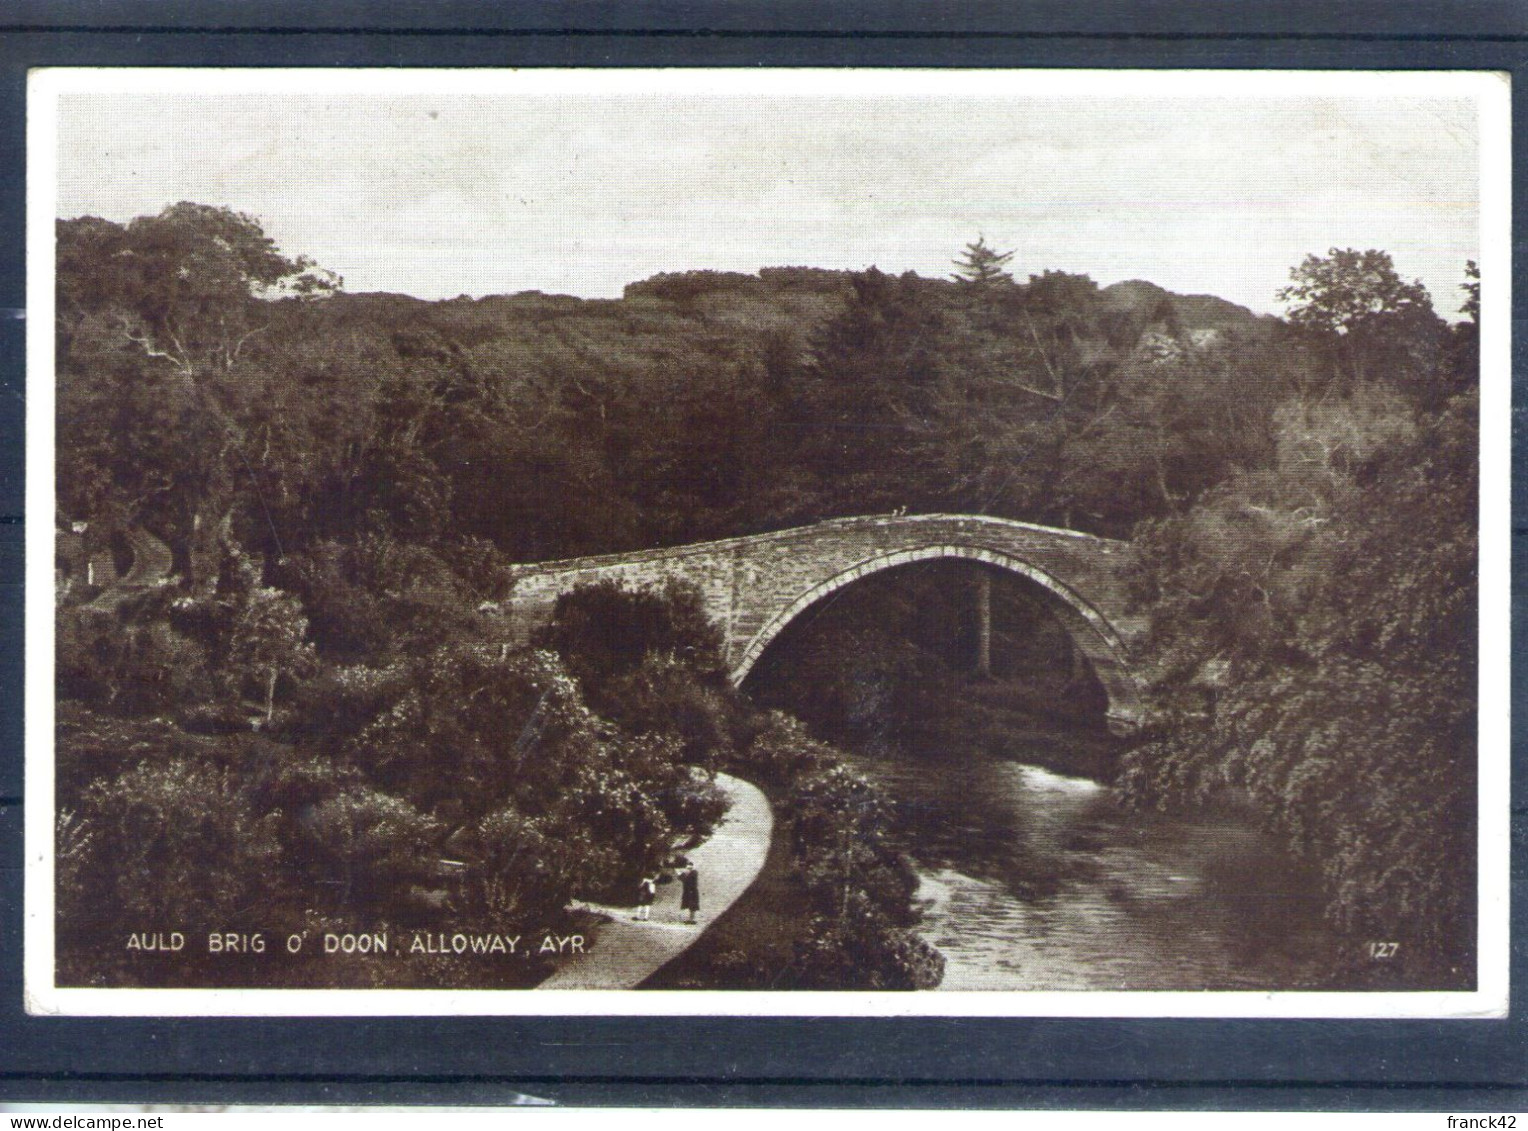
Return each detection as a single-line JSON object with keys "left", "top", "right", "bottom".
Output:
{"left": 23, "top": 68, "right": 1510, "bottom": 1017}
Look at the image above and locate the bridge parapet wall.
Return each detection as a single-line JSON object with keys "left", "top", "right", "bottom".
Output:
{"left": 721, "top": 515, "right": 1144, "bottom": 661}
{"left": 502, "top": 513, "right": 1145, "bottom": 672}
{"left": 504, "top": 549, "right": 742, "bottom": 650}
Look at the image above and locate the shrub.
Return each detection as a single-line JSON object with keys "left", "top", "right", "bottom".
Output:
{"left": 458, "top": 804, "right": 604, "bottom": 921}
{"left": 293, "top": 785, "right": 445, "bottom": 919}
{"left": 533, "top": 578, "right": 728, "bottom": 694}
{"left": 733, "top": 711, "right": 836, "bottom": 789}
{"left": 789, "top": 904, "right": 945, "bottom": 990}
{"left": 74, "top": 758, "right": 286, "bottom": 928}
{"left": 57, "top": 604, "right": 215, "bottom": 715}
{"left": 659, "top": 767, "right": 731, "bottom": 842}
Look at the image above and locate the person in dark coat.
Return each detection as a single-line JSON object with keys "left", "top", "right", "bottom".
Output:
{"left": 679, "top": 865, "right": 700, "bottom": 923}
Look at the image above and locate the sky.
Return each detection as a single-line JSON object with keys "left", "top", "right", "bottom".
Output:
{"left": 46, "top": 70, "right": 1487, "bottom": 318}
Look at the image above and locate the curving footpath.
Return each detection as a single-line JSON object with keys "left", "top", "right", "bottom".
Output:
{"left": 538, "top": 772, "right": 772, "bottom": 989}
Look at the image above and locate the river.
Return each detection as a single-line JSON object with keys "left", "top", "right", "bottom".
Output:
{"left": 842, "top": 743, "right": 1341, "bottom": 991}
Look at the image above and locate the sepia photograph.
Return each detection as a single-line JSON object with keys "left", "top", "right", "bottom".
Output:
{"left": 23, "top": 67, "right": 1510, "bottom": 1017}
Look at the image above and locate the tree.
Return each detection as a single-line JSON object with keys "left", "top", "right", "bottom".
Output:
{"left": 784, "top": 765, "right": 943, "bottom": 989}
{"left": 1450, "top": 260, "right": 1481, "bottom": 385}
{"left": 1118, "top": 380, "right": 1476, "bottom": 985}
{"left": 1460, "top": 259, "right": 1480, "bottom": 324}
{"left": 532, "top": 579, "right": 734, "bottom": 753}
{"left": 951, "top": 235, "right": 1016, "bottom": 286}
{"left": 1277, "top": 248, "right": 1432, "bottom": 336}
{"left": 533, "top": 579, "right": 727, "bottom": 687}
{"left": 226, "top": 586, "right": 316, "bottom": 723}
{"left": 59, "top": 203, "right": 338, "bottom": 378}
{"left": 56, "top": 205, "right": 341, "bottom": 572}
{"left": 801, "top": 268, "right": 959, "bottom": 513}
{"left": 1276, "top": 248, "right": 1445, "bottom": 396}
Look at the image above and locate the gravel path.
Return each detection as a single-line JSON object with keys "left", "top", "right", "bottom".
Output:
{"left": 538, "top": 772, "right": 772, "bottom": 989}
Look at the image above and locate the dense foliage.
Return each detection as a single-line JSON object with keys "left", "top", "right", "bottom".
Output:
{"left": 650, "top": 711, "right": 943, "bottom": 990}
{"left": 55, "top": 204, "right": 1479, "bottom": 988}
{"left": 541, "top": 584, "right": 944, "bottom": 989}
{"left": 1120, "top": 254, "right": 1479, "bottom": 985}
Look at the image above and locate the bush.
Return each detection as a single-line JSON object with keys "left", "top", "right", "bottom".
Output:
{"left": 458, "top": 804, "right": 605, "bottom": 920}
{"left": 349, "top": 647, "right": 597, "bottom": 818}
{"left": 659, "top": 767, "right": 731, "bottom": 842}
{"left": 597, "top": 653, "right": 740, "bottom": 766}
{"left": 74, "top": 758, "right": 286, "bottom": 928}
{"left": 288, "top": 662, "right": 410, "bottom": 747}
{"left": 55, "top": 703, "right": 209, "bottom": 803}
{"left": 733, "top": 711, "right": 836, "bottom": 789}
{"left": 345, "top": 644, "right": 715, "bottom": 912}
{"left": 533, "top": 578, "right": 729, "bottom": 695}
{"left": 57, "top": 604, "right": 215, "bottom": 715}
{"left": 292, "top": 785, "right": 446, "bottom": 919}
{"left": 789, "top": 909, "right": 945, "bottom": 990}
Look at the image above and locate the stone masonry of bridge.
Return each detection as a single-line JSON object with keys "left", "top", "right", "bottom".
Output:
{"left": 501, "top": 514, "right": 1148, "bottom": 734}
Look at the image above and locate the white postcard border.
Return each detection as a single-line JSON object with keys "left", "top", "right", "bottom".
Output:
{"left": 23, "top": 66, "right": 1512, "bottom": 1019}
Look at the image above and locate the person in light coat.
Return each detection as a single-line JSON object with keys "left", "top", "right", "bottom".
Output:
{"left": 634, "top": 873, "right": 658, "bottom": 921}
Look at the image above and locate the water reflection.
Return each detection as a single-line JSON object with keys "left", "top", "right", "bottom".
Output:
{"left": 844, "top": 748, "right": 1338, "bottom": 991}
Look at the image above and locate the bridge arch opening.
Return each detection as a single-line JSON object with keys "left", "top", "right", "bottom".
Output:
{"left": 731, "top": 545, "right": 1142, "bottom": 737}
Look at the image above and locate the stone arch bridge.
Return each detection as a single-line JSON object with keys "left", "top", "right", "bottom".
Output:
{"left": 503, "top": 514, "right": 1147, "bottom": 734}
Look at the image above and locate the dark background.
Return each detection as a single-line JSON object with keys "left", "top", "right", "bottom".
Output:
{"left": 0, "top": 0, "right": 1524, "bottom": 1110}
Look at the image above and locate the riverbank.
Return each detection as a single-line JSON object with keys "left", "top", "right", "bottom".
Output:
{"left": 538, "top": 772, "right": 772, "bottom": 989}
